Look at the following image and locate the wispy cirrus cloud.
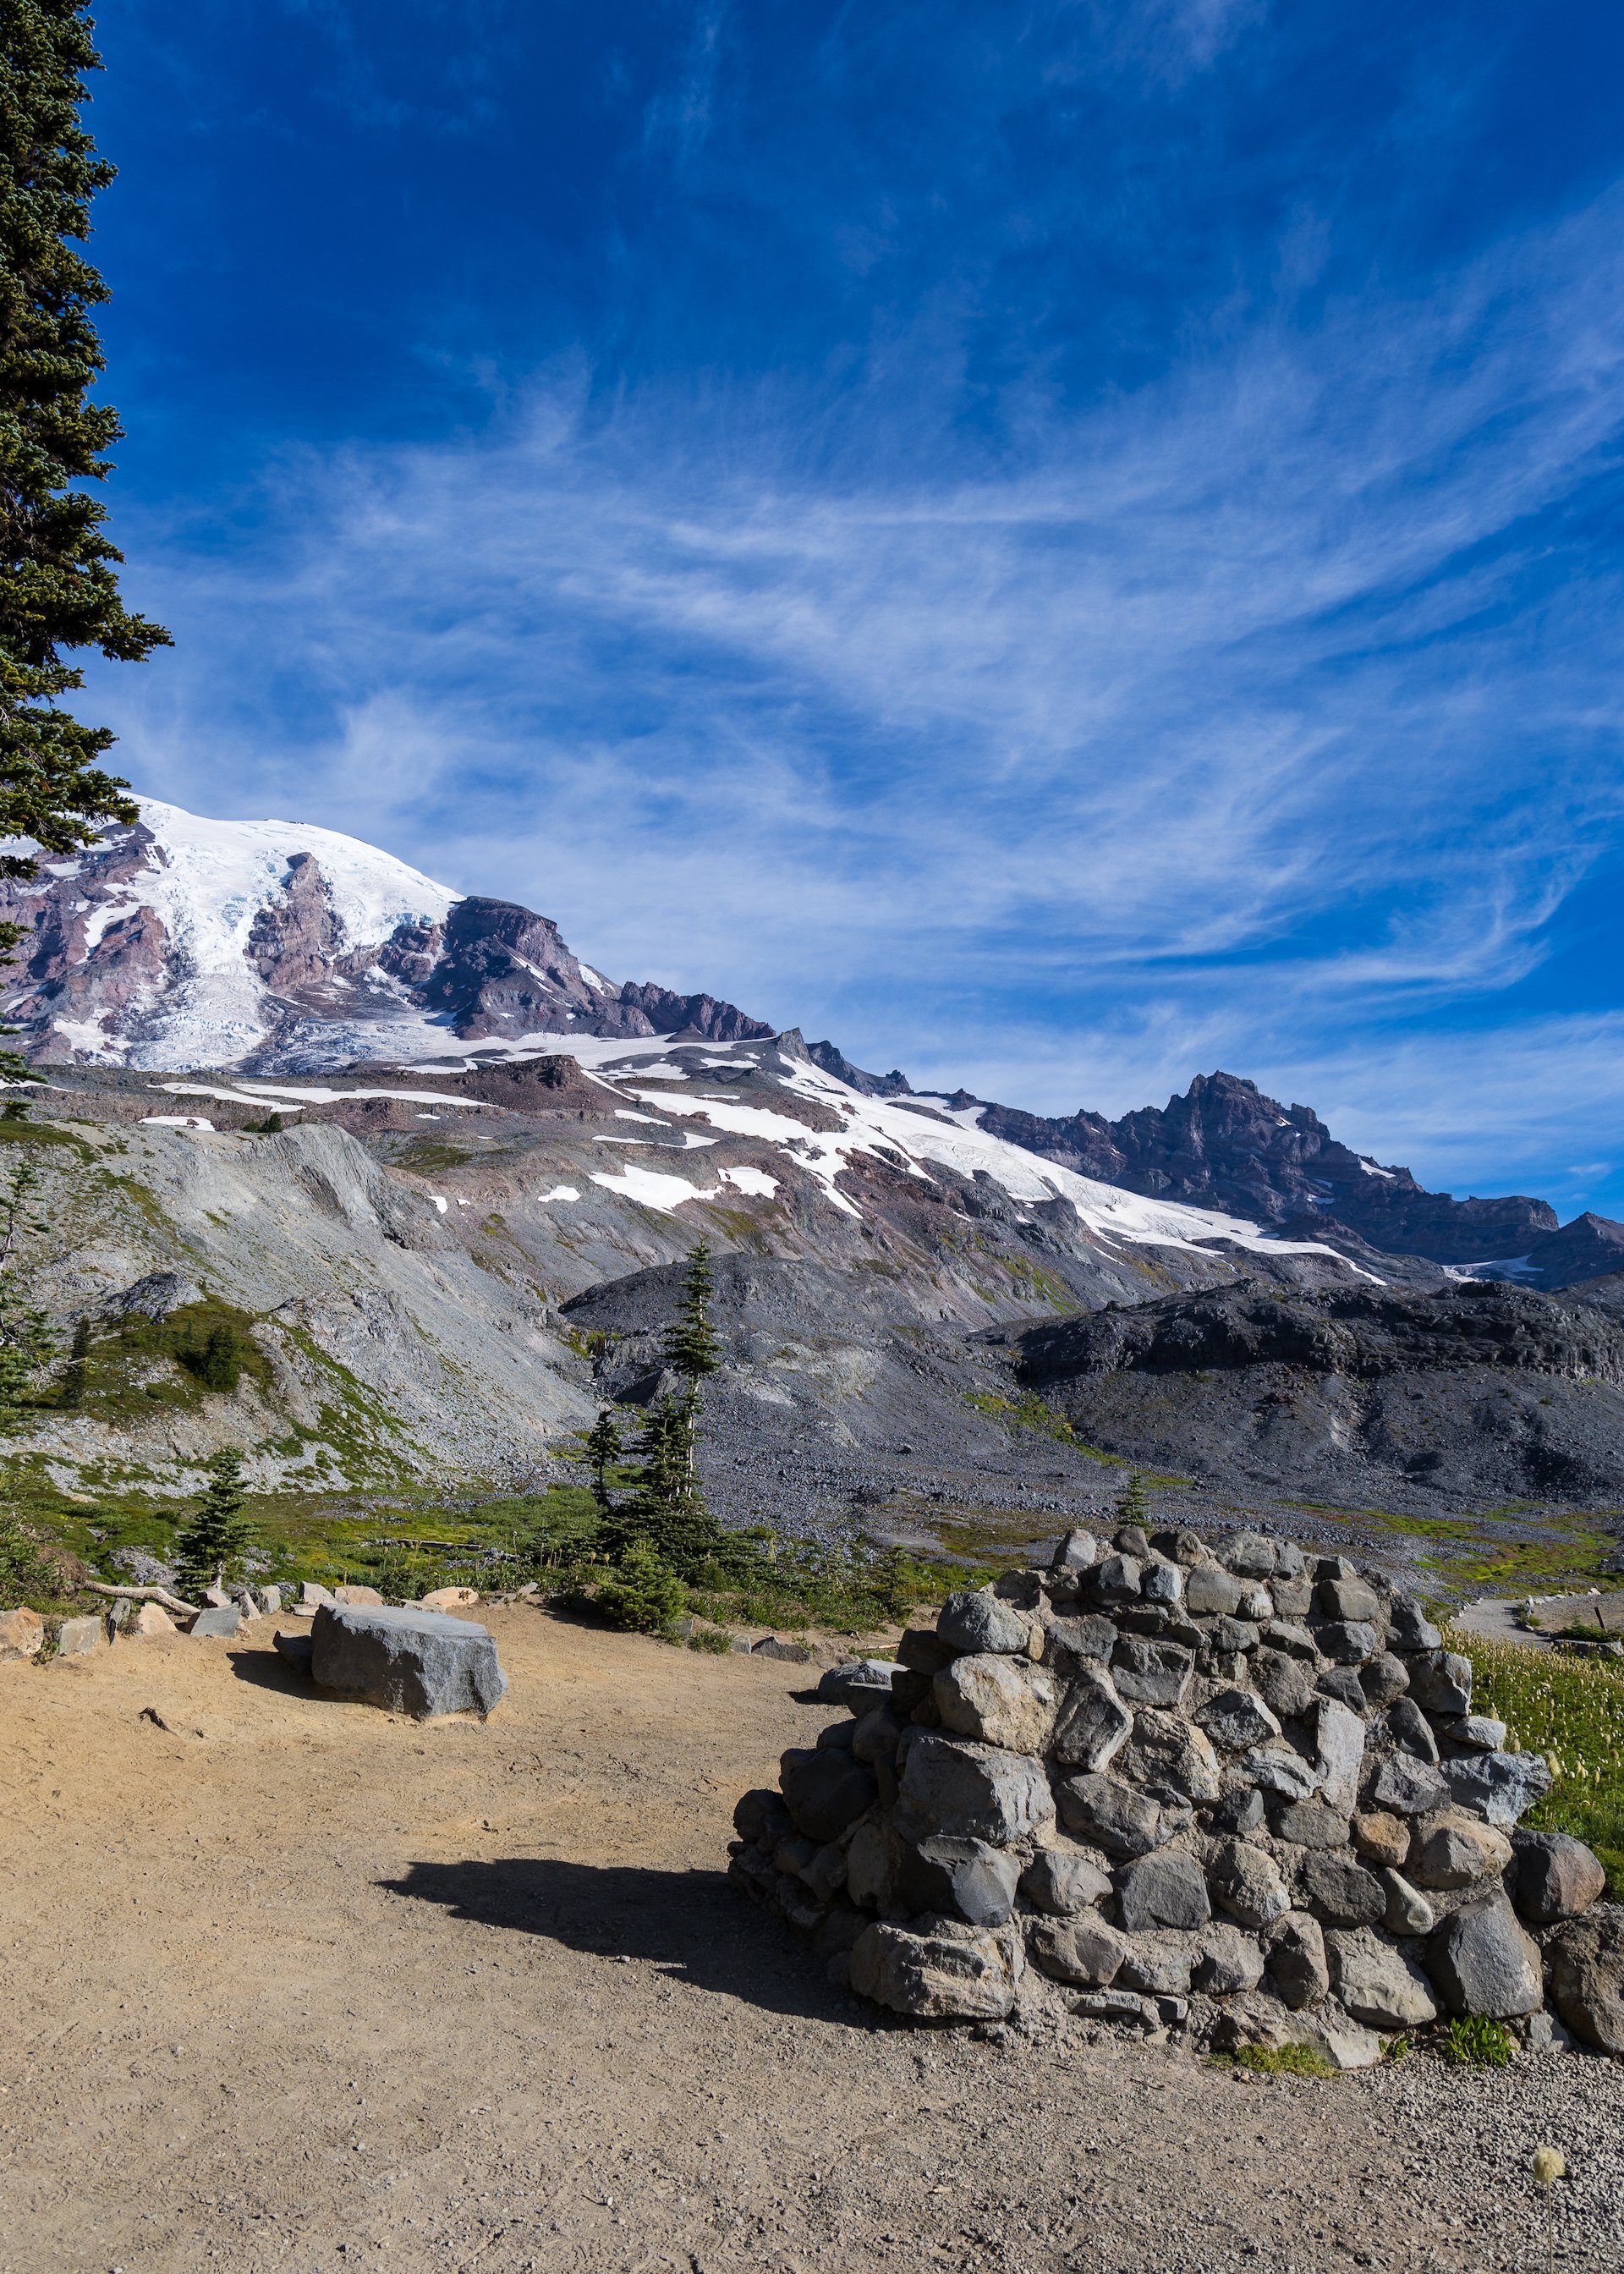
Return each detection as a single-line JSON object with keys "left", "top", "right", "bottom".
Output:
{"left": 87, "top": 153, "right": 1624, "bottom": 1205}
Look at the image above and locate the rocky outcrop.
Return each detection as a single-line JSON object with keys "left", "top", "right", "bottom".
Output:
{"left": 617, "top": 982, "right": 775, "bottom": 1042}
{"left": 730, "top": 1523, "right": 1614, "bottom": 2060}
{"left": 996, "top": 1278, "right": 1624, "bottom": 1508}
{"left": 975, "top": 1072, "right": 1571, "bottom": 1268}
{"left": 806, "top": 1041, "right": 914, "bottom": 1097}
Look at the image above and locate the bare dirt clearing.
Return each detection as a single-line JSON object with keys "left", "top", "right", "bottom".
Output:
{"left": 3, "top": 1609, "right": 1621, "bottom": 2273}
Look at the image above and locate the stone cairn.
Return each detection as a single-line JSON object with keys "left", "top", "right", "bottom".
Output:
{"left": 729, "top": 1523, "right": 1623, "bottom": 2063}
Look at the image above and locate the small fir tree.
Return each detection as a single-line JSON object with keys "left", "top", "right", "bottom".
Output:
{"left": 1115, "top": 1469, "right": 1149, "bottom": 1529}
{"left": 594, "top": 1536, "right": 687, "bottom": 1634}
{"left": 612, "top": 1392, "right": 725, "bottom": 1578}
{"left": 0, "top": 0, "right": 170, "bottom": 969}
{"left": 571, "top": 1406, "right": 623, "bottom": 1510}
{"left": 0, "top": 1153, "right": 53, "bottom": 1423}
{"left": 58, "top": 1310, "right": 89, "bottom": 1404}
{"left": 172, "top": 1447, "right": 255, "bottom": 1598}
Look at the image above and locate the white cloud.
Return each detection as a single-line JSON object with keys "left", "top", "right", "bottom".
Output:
{"left": 85, "top": 179, "right": 1624, "bottom": 1209}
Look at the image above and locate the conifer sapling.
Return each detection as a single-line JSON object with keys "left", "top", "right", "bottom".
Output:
{"left": 172, "top": 1447, "right": 255, "bottom": 1600}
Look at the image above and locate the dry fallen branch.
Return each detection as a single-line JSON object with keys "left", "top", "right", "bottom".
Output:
{"left": 85, "top": 1580, "right": 198, "bottom": 1618}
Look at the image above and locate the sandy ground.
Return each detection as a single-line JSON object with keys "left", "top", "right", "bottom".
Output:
{"left": 3, "top": 1607, "right": 1622, "bottom": 2274}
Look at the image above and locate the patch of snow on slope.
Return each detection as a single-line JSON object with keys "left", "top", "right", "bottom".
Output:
{"left": 590, "top": 1166, "right": 717, "bottom": 1212}
{"left": 720, "top": 1165, "right": 779, "bottom": 1198}
{"left": 628, "top": 1058, "right": 1369, "bottom": 1265}
{"left": 75, "top": 799, "right": 462, "bottom": 1068}
{"left": 1358, "top": 1159, "right": 1396, "bottom": 1178}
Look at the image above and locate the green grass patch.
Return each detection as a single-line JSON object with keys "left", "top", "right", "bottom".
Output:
{"left": 1227, "top": 2043, "right": 1336, "bottom": 2079}
{"left": 390, "top": 1140, "right": 480, "bottom": 1173}
{"left": 57, "top": 1301, "right": 272, "bottom": 1421}
{"left": 962, "top": 1390, "right": 1187, "bottom": 1484}
{"left": 0, "top": 1118, "right": 96, "bottom": 1159}
{"left": 1446, "top": 1624, "right": 1624, "bottom": 1892}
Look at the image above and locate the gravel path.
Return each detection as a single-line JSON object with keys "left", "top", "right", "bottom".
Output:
{"left": 3, "top": 1609, "right": 1621, "bottom": 2273}
{"left": 1451, "top": 1596, "right": 1550, "bottom": 1649}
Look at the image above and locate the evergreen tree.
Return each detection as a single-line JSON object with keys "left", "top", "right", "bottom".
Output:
{"left": 663, "top": 1239, "right": 721, "bottom": 1396}
{"left": 172, "top": 1447, "right": 255, "bottom": 1598}
{"left": 1115, "top": 1469, "right": 1149, "bottom": 1529}
{"left": 57, "top": 1308, "right": 88, "bottom": 1404}
{"left": 607, "top": 1392, "right": 725, "bottom": 1579}
{"left": 657, "top": 1238, "right": 722, "bottom": 1492}
{"left": 569, "top": 1405, "right": 623, "bottom": 1510}
{"left": 0, "top": 0, "right": 169, "bottom": 966}
{"left": 0, "top": 1151, "right": 52, "bottom": 1423}
{"left": 594, "top": 1536, "right": 687, "bottom": 1635}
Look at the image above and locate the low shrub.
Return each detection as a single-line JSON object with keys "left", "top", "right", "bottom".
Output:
{"left": 685, "top": 1623, "right": 735, "bottom": 1654}
{"left": 0, "top": 1511, "right": 72, "bottom": 1605}
{"left": 1441, "top": 2015, "right": 1516, "bottom": 2068}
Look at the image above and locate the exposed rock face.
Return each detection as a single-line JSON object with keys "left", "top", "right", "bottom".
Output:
{"left": 805, "top": 1041, "right": 914, "bottom": 1097}
{"left": 974, "top": 1071, "right": 1562, "bottom": 1266}
{"left": 1003, "top": 1279, "right": 1624, "bottom": 1509}
{"left": 729, "top": 1522, "right": 1609, "bottom": 2057}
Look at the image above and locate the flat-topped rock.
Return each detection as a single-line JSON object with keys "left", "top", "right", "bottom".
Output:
{"left": 310, "top": 1603, "right": 507, "bottom": 1719}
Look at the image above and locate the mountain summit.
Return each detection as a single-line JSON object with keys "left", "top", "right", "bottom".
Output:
{"left": 0, "top": 799, "right": 771, "bottom": 1072}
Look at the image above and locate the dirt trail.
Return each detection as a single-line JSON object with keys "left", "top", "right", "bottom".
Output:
{"left": 3, "top": 1608, "right": 1621, "bottom": 2274}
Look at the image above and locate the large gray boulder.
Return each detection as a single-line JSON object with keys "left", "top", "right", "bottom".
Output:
{"left": 1425, "top": 1894, "right": 1543, "bottom": 2019}
{"left": 933, "top": 1653, "right": 1056, "bottom": 1753}
{"left": 1018, "top": 1845, "right": 1113, "bottom": 1916}
{"left": 1116, "top": 1849, "right": 1210, "bottom": 1932}
{"left": 1050, "top": 1666, "right": 1133, "bottom": 1771}
{"left": 1325, "top": 1928, "right": 1437, "bottom": 2030}
{"left": 1509, "top": 1831, "right": 1607, "bottom": 1924}
{"left": 1207, "top": 1837, "right": 1292, "bottom": 1929}
{"left": 895, "top": 1733, "right": 1053, "bottom": 1845}
{"left": 1055, "top": 1771, "right": 1165, "bottom": 1858}
{"left": 896, "top": 1836, "right": 1021, "bottom": 1927}
{"left": 936, "top": 1590, "right": 1029, "bottom": 1656}
{"left": 780, "top": 1747, "right": 878, "bottom": 1843}
{"left": 1440, "top": 1749, "right": 1553, "bottom": 1827}
{"left": 1544, "top": 1908, "right": 1624, "bottom": 2055}
{"left": 1028, "top": 1912, "right": 1127, "bottom": 1986}
{"left": 849, "top": 1920, "right": 1022, "bottom": 2021}
{"left": 309, "top": 1603, "right": 508, "bottom": 1720}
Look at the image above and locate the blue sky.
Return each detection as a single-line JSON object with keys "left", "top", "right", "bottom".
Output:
{"left": 74, "top": 0, "right": 1624, "bottom": 1217}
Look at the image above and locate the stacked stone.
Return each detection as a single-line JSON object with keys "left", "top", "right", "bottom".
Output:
{"left": 729, "top": 1524, "right": 1622, "bottom": 2062}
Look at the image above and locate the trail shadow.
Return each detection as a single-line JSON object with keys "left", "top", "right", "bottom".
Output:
{"left": 381, "top": 1856, "right": 871, "bottom": 2026}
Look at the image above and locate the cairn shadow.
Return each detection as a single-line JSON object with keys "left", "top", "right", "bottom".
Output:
{"left": 380, "top": 1856, "right": 870, "bottom": 2027}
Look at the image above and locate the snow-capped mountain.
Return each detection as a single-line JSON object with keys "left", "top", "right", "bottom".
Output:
{"left": 4, "top": 796, "right": 1618, "bottom": 1290}
{"left": 0, "top": 799, "right": 771, "bottom": 1072}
